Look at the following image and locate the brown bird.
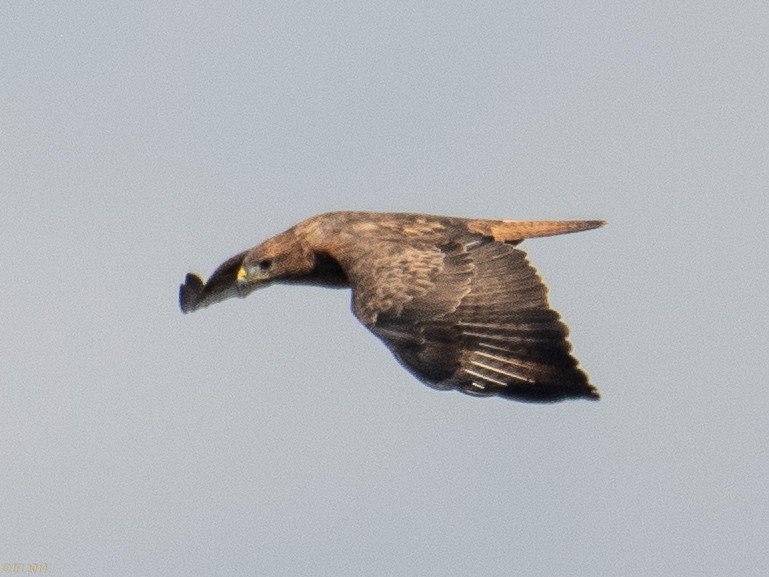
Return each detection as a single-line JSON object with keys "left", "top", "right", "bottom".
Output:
{"left": 180, "top": 211, "right": 604, "bottom": 403}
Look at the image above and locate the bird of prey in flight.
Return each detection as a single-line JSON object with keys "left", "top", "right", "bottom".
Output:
{"left": 180, "top": 211, "right": 604, "bottom": 403}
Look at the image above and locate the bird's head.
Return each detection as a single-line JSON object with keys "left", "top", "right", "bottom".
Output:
{"left": 237, "top": 233, "right": 315, "bottom": 287}
{"left": 179, "top": 230, "right": 328, "bottom": 314}
{"left": 179, "top": 238, "right": 294, "bottom": 314}
{"left": 237, "top": 252, "right": 276, "bottom": 286}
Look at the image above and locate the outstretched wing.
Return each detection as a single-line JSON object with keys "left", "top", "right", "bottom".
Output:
{"left": 351, "top": 237, "right": 598, "bottom": 403}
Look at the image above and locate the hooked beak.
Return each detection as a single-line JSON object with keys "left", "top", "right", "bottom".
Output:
{"left": 179, "top": 252, "right": 263, "bottom": 313}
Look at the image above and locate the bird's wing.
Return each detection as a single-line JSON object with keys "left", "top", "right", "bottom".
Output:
{"left": 350, "top": 238, "right": 598, "bottom": 402}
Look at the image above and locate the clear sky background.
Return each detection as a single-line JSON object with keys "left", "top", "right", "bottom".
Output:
{"left": 3, "top": 2, "right": 768, "bottom": 575}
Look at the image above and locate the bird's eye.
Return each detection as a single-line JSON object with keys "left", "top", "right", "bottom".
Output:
{"left": 258, "top": 259, "right": 272, "bottom": 270}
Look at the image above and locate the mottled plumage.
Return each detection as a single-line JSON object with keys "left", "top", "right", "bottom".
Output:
{"left": 180, "top": 211, "right": 604, "bottom": 403}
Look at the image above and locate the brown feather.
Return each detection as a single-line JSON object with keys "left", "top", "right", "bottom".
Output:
{"left": 467, "top": 218, "right": 606, "bottom": 243}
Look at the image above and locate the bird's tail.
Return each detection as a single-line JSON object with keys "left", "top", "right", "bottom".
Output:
{"left": 467, "top": 219, "right": 606, "bottom": 243}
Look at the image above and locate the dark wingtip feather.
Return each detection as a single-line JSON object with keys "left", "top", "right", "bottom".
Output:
{"left": 494, "top": 376, "right": 600, "bottom": 403}
{"left": 179, "top": 273, "right": 205, "bottom": 314}
{"left": 569, "top": 367, "right": 601, "bottom": 401}
{"left": 578, "top": 382, "right": 601, "bottom": 401}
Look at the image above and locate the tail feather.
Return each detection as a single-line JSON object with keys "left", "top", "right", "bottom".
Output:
{"left": 467, "top": 219, "right": 606, "bottom": 243}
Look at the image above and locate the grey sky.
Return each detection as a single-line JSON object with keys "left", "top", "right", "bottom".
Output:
{"left": 2, "top": 2, "right": 768, "bottom": 575}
